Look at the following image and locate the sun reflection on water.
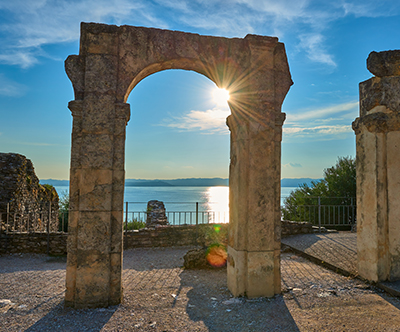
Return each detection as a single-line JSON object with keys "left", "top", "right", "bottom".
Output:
{"left": 205, "top": 186, "right": 229, "bottom": 224}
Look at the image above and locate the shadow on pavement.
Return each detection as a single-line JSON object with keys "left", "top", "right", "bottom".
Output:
{"left": 24, "top": 301, "right": 118, "bottom": 332}
{"left": 179, "top": 268, "right": 300, "bottom": 332}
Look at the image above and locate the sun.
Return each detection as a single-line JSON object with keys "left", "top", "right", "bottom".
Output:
{"left": 212, "top": 87, "right": 230, "bottom": 106}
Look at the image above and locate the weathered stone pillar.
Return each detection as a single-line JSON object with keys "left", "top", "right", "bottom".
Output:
{"left": 226, "top": 36, "right": 291, "bottom": 298}
{"left": 353, "top": 50, "right": 400, "bottom": 282}
{"left": 64, "top": 25, "right": 130, "bottom": 308}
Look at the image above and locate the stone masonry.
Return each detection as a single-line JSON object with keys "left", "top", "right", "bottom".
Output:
{"left": 146, "top": 200, "right": 168, "bottom": 227}
{"left": 65, "top": 22, "right": 292, "bottom": 308}
{"left": 353, "top": 50, "right": 400, "bottom": 282}
{"left": 0, "top": 153, "right": 59, "bottom": 232}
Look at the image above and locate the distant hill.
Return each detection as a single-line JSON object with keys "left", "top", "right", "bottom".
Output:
{"left": 125, "top": 177, "right": 229, "bottom": 187}
{"left": 125, "top": 179, "right": 174, "bottom": 187}
{"left": 281, "top": 178, "right": 322, "bottom": 187}
{"left": 40, "top": 179, "right": 69, "bottom": 186}
{"left": 41, "top": 177, "right": 321, "bottom": 187}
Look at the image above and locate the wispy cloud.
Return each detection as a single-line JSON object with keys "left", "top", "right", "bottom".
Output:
{"left": 162, "top": 107, "right": 230, "bottom": 134}
{"left": 0, "top": 0, "right": 166, "bottom": 67}
{"left": 283, "top": 162, "right": 303, "bottom": 168}
{"left": 287, "top": 101, "right": 359, "bottom": 122}
{"left": 284, "top": 101, "right": 358, "bottom": 140}
{"left": 284, "top": 124, "right": 353, "bottom": 136}
{"left": 0, "top": 0, "right": 399, "bottom": 68}
{"left": 298, "top": 33, "right": 337, "bottom": 67}
{"left": 0, "top": 74, "right": 27, "bottom": 96}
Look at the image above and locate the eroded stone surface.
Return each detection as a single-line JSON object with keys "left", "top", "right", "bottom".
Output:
{"left": 65, "top": 22, "right": 292, "bottom": 308}
{"left": 146, "top": 200, "right": 168, "bottom": 227}
{"left": 367, "top": 50, "right": 400, "bottom": 77}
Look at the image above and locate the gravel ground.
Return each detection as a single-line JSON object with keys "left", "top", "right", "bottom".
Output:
{"left": 1, "top": 247, "right": 400, "bottom": 331}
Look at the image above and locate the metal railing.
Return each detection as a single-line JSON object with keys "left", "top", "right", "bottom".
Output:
{"left": 281, "top": 197, "right": 356, "bottom": 230}
{"left": 123, "top": 201, "right": 229, "bottom": 232}
{"left": 0, "top": 202, "right": 67, "bottom": 234}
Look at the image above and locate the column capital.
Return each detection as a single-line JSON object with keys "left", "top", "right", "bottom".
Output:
{"left": 115, "top": 103, "right": 130, "bottom": 124}
{"left": 68, "top": 100, "right": 84, "bottom": 118}
{"left": 353, "top": 108, "right": 400, "bottom": 134}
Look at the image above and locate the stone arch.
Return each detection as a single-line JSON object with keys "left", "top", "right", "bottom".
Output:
{"left": 65, "top": 22, "right": 292, "bottom": 308}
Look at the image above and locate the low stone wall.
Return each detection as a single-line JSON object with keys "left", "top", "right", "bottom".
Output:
{"left": 0, "top": 221, "right": 313, "bottom": 255}
{"left": 281, "top": 220, "right": 313, "bottom": 237}
{"left": 124, "top": 225, "right": 200, "bottom": 248}
{"left": 0, "top": 233, "right": 67, "bottom": 255}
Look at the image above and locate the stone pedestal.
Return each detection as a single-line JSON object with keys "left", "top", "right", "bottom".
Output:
{"left": 353, "top": 50, "right": 400, "bottom": 282}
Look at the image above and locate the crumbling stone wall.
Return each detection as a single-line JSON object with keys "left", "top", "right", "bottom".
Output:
{"left": 0, "top": 153, "right": 59, "bottom": 232}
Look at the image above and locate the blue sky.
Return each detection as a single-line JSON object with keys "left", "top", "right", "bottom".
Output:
{"left": 0, "top": 0, "right": 399, "bottom": 180}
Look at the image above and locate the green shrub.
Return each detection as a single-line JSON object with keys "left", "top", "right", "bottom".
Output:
{"left": 125, "top": 218, "right": 146, "bottom": 230}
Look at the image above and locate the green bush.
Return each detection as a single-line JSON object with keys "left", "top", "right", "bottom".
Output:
{"left": 125, "top": 218, "right": 146, "bottom": 230}
{"left": 282, "top": 156, "right": 356, "bottom": 225}
{"left": 58, "top": 191, "right": 69, "bottom": 232}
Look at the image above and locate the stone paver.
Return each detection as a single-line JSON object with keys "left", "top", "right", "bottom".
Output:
{"left": 282, "top": 232, "right": 358, "bottom": 275}
{"left": 282, "top": 231, "right": 400, "bottom": 297}
{"left": 2, "top": 247, "right": 400, "bottom": 331}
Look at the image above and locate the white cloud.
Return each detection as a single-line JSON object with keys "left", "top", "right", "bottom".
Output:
{"left": 287, "top": 101, "right": 359, "bottom": 122}
{"left": 162, "top": 107, "right": 230, "bottom": 134}
{"left": 283, "top": 101, "right": 359, "bottom": 140}
{"left": 284, "top": 125, "right": 352, "bottom": 136}
{"left": 283, "top": 162, "right": 303, "bottom": 168}
{"left": 0, "top": 0, "right": 166, "bottom": 67}
{"left": 298, "top": 33, "right": 336, "bottom": 67}
{"left": 1, "top": 0, "right": 399, "bottom": 68}
{"left": 0, "top": 74, "right": 27, "bottom": 96}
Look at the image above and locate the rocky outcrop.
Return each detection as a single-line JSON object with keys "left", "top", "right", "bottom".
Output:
{"left": 0, "top": 153, "right": 59, "bottom": 232}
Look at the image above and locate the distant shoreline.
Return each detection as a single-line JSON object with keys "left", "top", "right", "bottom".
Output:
{"left": 40, "top": 177, "right": 321, "bottom": 188}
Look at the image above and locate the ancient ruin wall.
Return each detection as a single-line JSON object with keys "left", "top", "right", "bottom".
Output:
{"left": 0, "top": 153, "right": 59, "bottom": 232}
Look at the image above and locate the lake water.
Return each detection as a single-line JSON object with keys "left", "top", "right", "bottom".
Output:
{"left": 54, "top": 185, "right": 297, "bottom": 224}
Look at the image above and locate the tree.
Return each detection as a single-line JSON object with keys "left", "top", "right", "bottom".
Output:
{"left": 282, "top": 156, "right": 356, "bottom": 226}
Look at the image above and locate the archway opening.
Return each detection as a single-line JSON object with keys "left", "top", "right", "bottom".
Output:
{"left": 124, "top": 69, "right": 230, "bottom": 235}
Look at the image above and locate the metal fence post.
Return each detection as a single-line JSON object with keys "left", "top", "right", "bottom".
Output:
{"left": 47, "top": 201, "right": 51, "bottom": 255}
{"left": 196, "top": 202, "right": 199, "bottom": 244}
{"left": 125, "top": 201, "right": 128, "bottom": 234}
{"left": 318, "top": 196, "right": 321, "bottom": 233}
{"left": 6, "top": 203, "right": 9, "bottom": 234}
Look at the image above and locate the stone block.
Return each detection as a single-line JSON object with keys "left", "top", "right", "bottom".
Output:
{"left": 86, "top": 31, "right": 119, "bottom": 55}
{"left": 360, "top": 76, "right": 400, "bottom": 115}
{"left": 76, "top": 212, "right": 111, "bottom": 254}
{"left": 78, "top": 168, "right": 113, "bottom": 211}
{"left": 82, "top": 94, "right": 116, "bottom": 134}
{"left": 246, "top": 251, "right": 276, "bottom": 298}
{"left": 75, "top": 252, "right": 111, "bottom": 308}
{"left": 84, "top": 54, "right": 118, "bottom": 94}
{"left": 367, "top": 50, "right": 400, "bottom": 77}
{"left": 227, "top": 246, "right": 247, "bottom": 297}
{"left": 80, "top": 134, "right": 114, "bottom": 169}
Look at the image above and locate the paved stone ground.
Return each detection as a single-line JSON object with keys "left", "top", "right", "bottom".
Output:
{"left": 282, "top": 231, "right": 400, "bottom": 296}
{"left": 282, "top": 232, "right": 358, "bottom": 275}
{"left": 1, "top": 245, "right": 400, "bottom": 331}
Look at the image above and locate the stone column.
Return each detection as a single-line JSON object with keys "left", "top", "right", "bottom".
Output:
{"left": 64, "top": 25, "right": 130, "bottom": 308}
{"left": 353, "top": 50, "right": 400, "bottom": 282}
{"left": 227, "top": 112, "right": 284, "bottom": 297}
{"left": 226, "top": 35, "right": 290, "bottom": 298}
